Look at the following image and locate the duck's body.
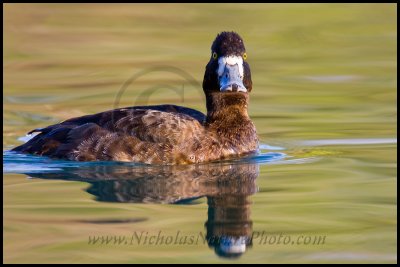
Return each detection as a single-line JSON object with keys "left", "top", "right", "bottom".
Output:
{"left": 12, "top": 32, "right": 259, "bottom": 164}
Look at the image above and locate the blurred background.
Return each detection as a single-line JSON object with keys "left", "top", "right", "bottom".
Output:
{"left": 3, "top": 3, "right": 397, "bottom": 264}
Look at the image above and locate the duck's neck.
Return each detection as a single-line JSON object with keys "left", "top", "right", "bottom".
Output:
{"left": 204, "top": 92, "right": 258, "bottom": 154}
{"left": 205, "top": 92, "right": 251, "bottom": 127}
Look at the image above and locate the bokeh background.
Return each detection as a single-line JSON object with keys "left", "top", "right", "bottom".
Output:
{"left": 3, "top": 3, "right": 397, "bottom": 263}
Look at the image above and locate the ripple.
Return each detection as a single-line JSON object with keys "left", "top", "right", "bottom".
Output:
{"left": 303, "top": 75, "right": 361, "bottom": 83}
{"left": 299, "top": 138, "right": 397, "bottom": 146}
{"left": 259, "top": 143, "right": 285, "bottom": 151}
{"left": 76, "top": 218, "right": 148, "bottom": 224}
{"left": 5, "top": 95, "right": 65, "bottom": 104}
{"left": 2, "top": 151, "right": 133, "bottom": 174}
{"left": 3, "top": 149, "right": 292, "bottom": 175}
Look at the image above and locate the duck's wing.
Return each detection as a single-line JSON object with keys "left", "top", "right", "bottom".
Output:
{"left": 12, "top": 105, "right": 206, "bottom": 162}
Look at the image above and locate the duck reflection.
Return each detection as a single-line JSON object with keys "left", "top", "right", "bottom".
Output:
{"left": 25, "top": 162, "right": 259, "bottom": 258}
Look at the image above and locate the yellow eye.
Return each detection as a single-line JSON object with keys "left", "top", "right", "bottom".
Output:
{"left": 243, "top": 53, "right": 247, "bottom": 60}
{"left": 212, "top": 52, "right": 218, "bottom": 60}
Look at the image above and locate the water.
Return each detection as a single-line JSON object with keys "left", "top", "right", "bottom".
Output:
{"left": 3, "top": 3, "right": 397, "bottom": 263}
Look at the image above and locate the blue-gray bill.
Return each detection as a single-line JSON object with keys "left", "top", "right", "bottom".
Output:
{"left": 219, "top": 63, "right": 247, "bottom": 92}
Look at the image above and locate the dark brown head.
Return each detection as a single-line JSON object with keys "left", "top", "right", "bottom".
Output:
{"left": 203, "top": 31, "right": 253, "bottom": 96}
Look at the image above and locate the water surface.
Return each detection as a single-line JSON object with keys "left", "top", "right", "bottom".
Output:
{"left": 3, "top": 3, "right": 397, "bottom": 263}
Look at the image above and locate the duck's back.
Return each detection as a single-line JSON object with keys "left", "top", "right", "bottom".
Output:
{"left": 12, "top": 105, "right": 206, "bottom": 163}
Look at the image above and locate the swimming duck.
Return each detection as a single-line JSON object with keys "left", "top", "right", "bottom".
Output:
{"left": 12, "top": 31, "right": 258, "bottom": 164}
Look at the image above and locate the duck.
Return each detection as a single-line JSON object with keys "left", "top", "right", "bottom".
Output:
{"left": 12, "top": 31, "right": 259, "bottom": 164}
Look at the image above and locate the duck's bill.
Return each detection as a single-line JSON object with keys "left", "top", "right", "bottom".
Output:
{"left": 217, "top": 235, "right": 248, "bottom": 255}
{"left": 219, "top": 63, "right": 247, "bottom": 93}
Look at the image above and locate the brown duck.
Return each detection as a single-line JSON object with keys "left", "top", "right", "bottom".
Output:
{"left": 12, "top": 31, "right": 259, "bottom": 164}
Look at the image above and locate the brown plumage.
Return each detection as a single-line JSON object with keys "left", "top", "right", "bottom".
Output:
{"left": 12, "top": 31, "right": 259, "bottom": 164}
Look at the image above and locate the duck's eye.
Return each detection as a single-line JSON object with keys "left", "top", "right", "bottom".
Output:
{"left": 212, "top": 52, "right": 218, "bottom": 60}
{"left": 243, "top": 53, "right": 247, "bottom": 60}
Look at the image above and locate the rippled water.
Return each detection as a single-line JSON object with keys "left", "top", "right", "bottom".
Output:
{"left": 3, "top": 3, "right": 397, "bottom": 264}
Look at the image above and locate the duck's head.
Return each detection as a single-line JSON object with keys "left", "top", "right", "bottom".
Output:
{"left": 203, "top": 31, "right": 252, "bottom": 96}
